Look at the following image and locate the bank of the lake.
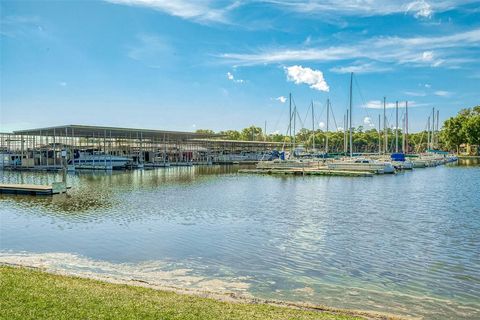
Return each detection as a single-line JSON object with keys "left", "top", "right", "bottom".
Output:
{"left": 0, "top": 265, "right": 383, "bottom": 320}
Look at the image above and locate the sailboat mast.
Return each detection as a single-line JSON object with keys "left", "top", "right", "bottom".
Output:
{"left": 402, "top": 114, "right": 406, "bottom": 153}
{"left": 427, "top": 116, "right": 431, "bottom": 151}
{"left": 436, "top": 110, "right": 439, "bottom": 148}
{"left": 326, "top": 99, "right": 329, "bottom": 154}
{"left": 405, "top": 101, "right": 409, "bottom": 154}
{"left": 293, "top": 103, "right": 296, "bottom": 152}
{"left": 264, "top": 120, "right": 267, "bottom": 142}
{"left": 344, "top": 112, "right": 347, "bottom": 155}
{"left": 349, "top": 72, "right": 353, "bottom": 157}
{"left": 383, "top": 97, "right": 387, "bottom": 154}
{"left": 432, "top": 107, "right": 435, "bottom": 150}
{"left": 378, "top": 114, "right": 381, "bottom": 155}
{"left": 395, "top": 101, "right": 399, "bottom": 153}
{"left": 311, "top": 101, "right": 315, "bottom": 151}
{"left": 289, "top": 93, "right": 292, "bottom": 141}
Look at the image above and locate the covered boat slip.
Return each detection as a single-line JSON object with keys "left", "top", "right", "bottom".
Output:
{"left": 0, "top": 125, "right": 284, "bottom": 170}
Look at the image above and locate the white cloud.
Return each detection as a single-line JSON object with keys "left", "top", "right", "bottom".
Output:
{"left": 285, "top": 65, "right": 329, "bottom": 92}
{"left": 318, "top": 121, "right": 325, "bottom": 129}
{"left": 226, "top": 71, "right": 245, "bottom": 83}
{"left": 404, "top": 91, "right": 426, "bottom": 96}
{"left": 337, "top": 127, "right": 344, "bottom": 132}
{"left": 0, "top": 15, "right": 44, "bottom": 38}
{"left": 275, "top": 96, "right": 287, "bottom": 103}
{"left": 59, "top": 82, "right": 67, "bottom": 87}
{"left": 263, "top": 0, "right": 472, "bottom": 19}
{"left": 422, "top": 51, "right": 434, "bottom": 61}
{"left": 127, "top": 34, "right": 175, "bottom": 68}
{"left": 363, "top": 100, "right": 427, "bottom": 109}
{"left": 104, "top": 1, "right": 478, "bottom": 25}
{"left": 363, "top": 116, "right": 374, "bottom": 127}
{"left": 406, "top": 1, "right": 433, "bottom": 18}
{"left": 330, "top": 62, "right": 391, "bottom": 74}
{"left": 220, "top": 28, "right": 480, "bottom": 69}
{"left": 434, "top": 90, "right": 452, "bottom": 97}
{"left": 104, "top": 0, "right": 235, "bottom": 23}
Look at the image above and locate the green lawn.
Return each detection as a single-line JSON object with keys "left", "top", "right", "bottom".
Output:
{"left": 0, "top": 265, "right": 364, "bottom": 320}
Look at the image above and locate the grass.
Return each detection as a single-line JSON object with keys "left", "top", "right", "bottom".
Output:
{"left": 0, "top": 265, "right": 364, "bottom": 320}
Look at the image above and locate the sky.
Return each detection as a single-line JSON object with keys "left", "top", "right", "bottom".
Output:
{"left": 1, "top": 0, "right": 479, "bottom": 134}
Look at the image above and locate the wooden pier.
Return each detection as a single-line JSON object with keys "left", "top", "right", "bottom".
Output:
{"left": 0, "top": 182, "right": 67, "bottom": 196}
{"left": 238, "top": 169, "right": 373, "bottom": 177}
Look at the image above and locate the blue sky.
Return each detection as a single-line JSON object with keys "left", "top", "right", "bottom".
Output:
{"left": 1, "top": 0, "right": 479, "bottom": 133}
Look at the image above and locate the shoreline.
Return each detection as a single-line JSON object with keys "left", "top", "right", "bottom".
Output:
{"left": 1, "top": 262, "right": 408, "bottom": 320}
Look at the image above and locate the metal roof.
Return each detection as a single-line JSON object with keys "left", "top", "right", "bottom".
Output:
{"left": 191, "top": 138, "right": 288, "bottom": 146}
{"left": 13, "top": 124, "right": 221, "bottom": 140}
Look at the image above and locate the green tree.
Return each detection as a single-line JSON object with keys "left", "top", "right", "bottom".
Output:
{"left": 240, "top": 126, "right": 263, "bottom": 141}
{"left": 441, "top": 116, "right": 466, "bottom": 153}
{"left": 219, "top": 130, "right": 241, "bottom": 140}
{"left": 464, "top": 115, "right": 480, "bottom": 151}
{"left": 195, "top": 129, "right": 215, "bottom": 135}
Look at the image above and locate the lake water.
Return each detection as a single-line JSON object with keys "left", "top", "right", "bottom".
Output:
{"left": 1, "top": 160, "right": 479, "bottom": 319}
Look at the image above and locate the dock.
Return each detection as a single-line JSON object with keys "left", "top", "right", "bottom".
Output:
{"left": 0, "top": 182, "right": 67, "bottom": 195}
{"left": 238, "top": 169, "right": 373, "bottom": 177}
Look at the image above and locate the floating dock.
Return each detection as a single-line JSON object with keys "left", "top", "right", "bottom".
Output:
{"left": 0, "top": 182, "right": 67, "bottom": 196}
{"left": 238, "top": 169, "right": 373, "bottom": 177}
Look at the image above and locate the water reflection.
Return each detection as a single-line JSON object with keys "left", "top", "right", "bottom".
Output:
{"left": 1, "top": 163, "right": 479, "bottom": 319}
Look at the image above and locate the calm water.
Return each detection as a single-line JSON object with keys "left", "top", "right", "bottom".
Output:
{"left": 1, "top": 161, "right": 479, "bottom": 319}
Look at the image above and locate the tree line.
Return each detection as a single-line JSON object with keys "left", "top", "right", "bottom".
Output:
{"left": 197, "top": 106, "right": 480, "bottom": 154}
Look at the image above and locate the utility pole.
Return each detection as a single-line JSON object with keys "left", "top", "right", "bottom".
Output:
{"left": 395, "top": 101, "right": 399, "bottom": 153}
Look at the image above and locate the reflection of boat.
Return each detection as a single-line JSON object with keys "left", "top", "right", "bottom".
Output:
{"left": 328, "top": 158, "right": 395, "bottom": 174}
{"left": 69, "top": 151, "right": 131, "bottom": 170}
{"left": 0, "top": 152, "right": 22, "bottom": 167}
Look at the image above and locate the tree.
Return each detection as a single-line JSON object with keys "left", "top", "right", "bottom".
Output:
{"left": 464, "top": 115, "right": 480, "bottom": 153}
{"left": 219, "top": 130, "right": 241, "bottom": 140}
{"left": 441, "top": 116, "right": 466, "bottom": 153}
{"left": 195, "top": 129, "right": 215, "bottom": 135}
{"left": 240, "top": 126, "right": 263, "bottom": 141}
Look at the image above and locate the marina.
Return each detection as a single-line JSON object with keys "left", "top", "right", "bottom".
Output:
{"left": 0, "top": 125, "right": 286, "bottom": 171}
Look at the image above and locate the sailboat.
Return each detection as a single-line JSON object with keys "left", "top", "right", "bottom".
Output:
{"left": 328, "top": 73, "right": 396, "bottom": 173}
{"left": 256, "top": 93, "right": 324, "bottom": 170}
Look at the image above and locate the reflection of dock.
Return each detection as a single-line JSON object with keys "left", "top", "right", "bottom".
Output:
{"left": 0, "top": 182, "right": 67, "bottom": 195}
{"left": 238, "top": 169, "right": 373, "bottom": 177}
